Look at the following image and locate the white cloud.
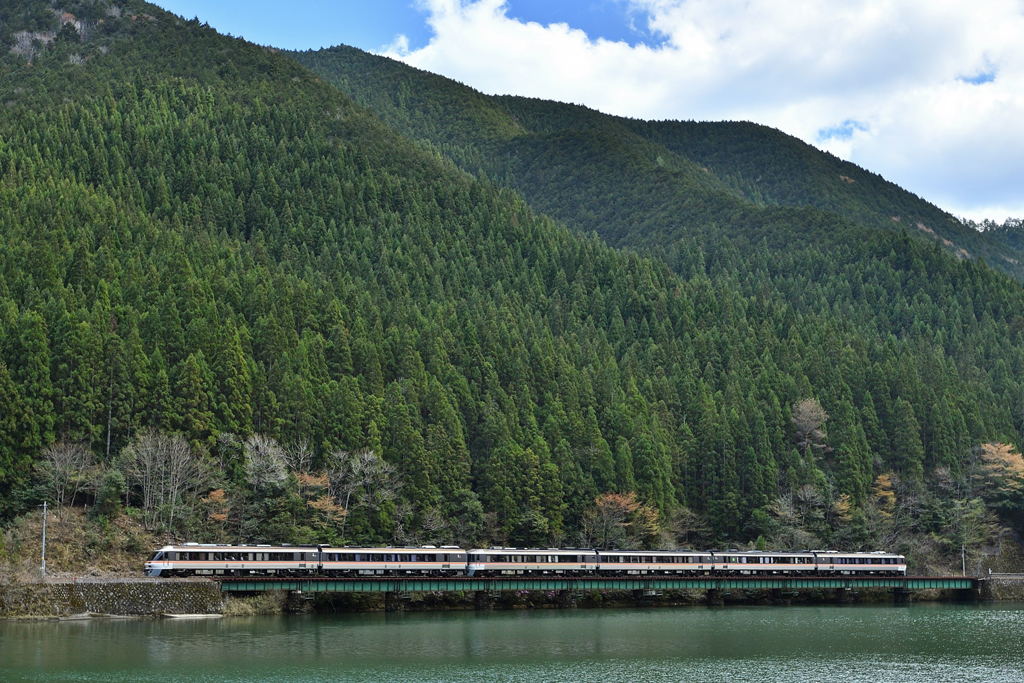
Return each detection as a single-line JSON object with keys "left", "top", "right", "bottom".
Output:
{"left": 384, "top": 0, "right": 1024, "bottom": 220}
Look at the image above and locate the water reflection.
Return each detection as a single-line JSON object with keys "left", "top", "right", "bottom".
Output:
{"left": 2, "top": 603, "right": 1023, "bottom": 682}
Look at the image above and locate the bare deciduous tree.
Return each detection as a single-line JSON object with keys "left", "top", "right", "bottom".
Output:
{"left": 122, "top": 429, "right": 205, "bottom": 531}
{"left": 243, "top": 434, "right": 288, "bottom": 489}
{"left": 579, "top": 492, "right": 659, "bottom": 549}
{"left": 285, "top": 437, "right": 315, "bottom": 475}
{"left": 768, "top": 493, "right": 819, "bottom": 549}
{"left": 665, "top": 506, "right": 710, "bottom": 549}
{"left": 37, "top": 441, "right": 94, "bottom": 520}
{"left": 326, "top": 448, "right": 400, "bottom": 541}
{"left": 792, "top": 398, "right": 829, "bottom": 453}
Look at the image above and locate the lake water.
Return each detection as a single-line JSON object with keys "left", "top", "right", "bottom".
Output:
{"left": 3, "top": 603, "right": 1023, "bottom": 682}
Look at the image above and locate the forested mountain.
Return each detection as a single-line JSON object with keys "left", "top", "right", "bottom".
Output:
{"left": 0, "top": 1, "right": 1022, "bottom": 573}
{"left": 293, "top": 45, "right": 1024, "bottom": 278}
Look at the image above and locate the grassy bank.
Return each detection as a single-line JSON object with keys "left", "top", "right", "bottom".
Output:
{"left": 1, "top": 508, "right": 159, "bottom": 581}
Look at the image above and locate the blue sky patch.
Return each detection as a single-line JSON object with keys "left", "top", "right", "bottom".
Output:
{"left": 817, "top": 120, "right": 870, "bottom": 142}
{"left": 958, "top": 70, "right": 996, "bottom": 85}
{"left": 159, "top": 0, "right": 666, "bottom": 53}
{"left": 505, "top": 0, "right": 667, "bottom": 47}
{"left": 160, "top": 0, "right": 434, "bottom": 52}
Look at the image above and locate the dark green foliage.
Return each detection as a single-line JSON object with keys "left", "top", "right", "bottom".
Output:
{"left": 0, "top": 1, "right": 1021, "bottom": 555}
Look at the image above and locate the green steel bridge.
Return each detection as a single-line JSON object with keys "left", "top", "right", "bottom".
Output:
{"left": 218, "top": 575, "right": 977, "bottom": 594}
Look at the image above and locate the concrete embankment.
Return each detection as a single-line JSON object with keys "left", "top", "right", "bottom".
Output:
{"left": 0, "top": 579, "right": 222, "bottom": 618}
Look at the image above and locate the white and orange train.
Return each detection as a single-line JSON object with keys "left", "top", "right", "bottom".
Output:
{"left": 145, "top": 545, "right": 906, "bottom": 578}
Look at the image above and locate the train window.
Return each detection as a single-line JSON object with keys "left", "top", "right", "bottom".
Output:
{"left": 150, "top": 551, "right": 164, "bottom": 561}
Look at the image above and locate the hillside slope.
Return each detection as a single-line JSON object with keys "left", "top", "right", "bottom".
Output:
{"left": 294, "top": 45, "right": 1023, "bottom": 277}
{"left": 0, "top": 2, "right": 1021, "bottom": 569}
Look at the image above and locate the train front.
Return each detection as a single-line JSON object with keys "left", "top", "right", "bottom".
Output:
{"left": 144, "top": 547, "right": 174, "bottom": 577}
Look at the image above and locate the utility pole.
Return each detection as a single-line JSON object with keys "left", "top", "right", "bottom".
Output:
{"left": 961, "top": 544, "right": 966, "bottom": 577}
{"left": 41, "top": 501, "right": 47, "bottom": 580}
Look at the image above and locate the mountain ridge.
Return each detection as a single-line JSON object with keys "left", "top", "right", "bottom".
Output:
{"left": 293, "top": 44, "right": 1022, "bottom": 278}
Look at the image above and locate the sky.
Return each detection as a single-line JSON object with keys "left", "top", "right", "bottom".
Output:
{"left": 158, "top": 0, "right": 1024, "bottom": 223}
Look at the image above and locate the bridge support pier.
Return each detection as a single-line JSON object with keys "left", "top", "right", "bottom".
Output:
{"left": 770, "top": 589, "right": 791, "bottom": 605}
{"left": 947, "top": 588, "right": 976, "bottom": 602}
{"left": 892, "top": 588, "right": 912, "bottom": 604}
{"left": 384, "top": 591, "right": 404, "bottom": 612}
{"left": 474, "top": 590, "right": 492, "bottom": 611}
{"left": 557, "top": 590, "right": 576, "bottom": 609}
{"left": 706, "top": 589, "right": 724, "bottom": 607}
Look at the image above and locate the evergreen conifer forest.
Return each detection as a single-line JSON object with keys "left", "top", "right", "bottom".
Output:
{"left": 2, "top": 0, "right": 1023, "bottom": 574}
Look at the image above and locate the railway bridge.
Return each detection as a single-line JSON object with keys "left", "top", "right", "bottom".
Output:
{"left": 218, "top": 575, "right": 980, "bottom": 609}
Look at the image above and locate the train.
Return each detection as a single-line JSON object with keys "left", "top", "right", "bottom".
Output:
{"left": 144, "top": 544, "right": 906, "bottom": 578}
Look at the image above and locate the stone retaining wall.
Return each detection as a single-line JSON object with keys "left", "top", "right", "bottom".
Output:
{"left": 983, "top": 578, "right": 1024, "bottom": 602}
{"left": 0, "top": 580, "right": 222, "bottom": 618}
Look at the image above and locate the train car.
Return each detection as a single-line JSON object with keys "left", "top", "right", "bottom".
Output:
{"left": 712, "top": 551, "right": 817, "bottom": 575}
{"left": 318, "top": 546, "right": 467, "bottom": 576}
{"left": 144, "top": 544, "right": 319, "bottom": 577}
{"left": 145, "top": 544, "right": 908, "bottom": 579}
{"left": 467, "top": 548, "right": 598, "bottom": 576}
{"left": 596, "top": 550, "right": 714, "bottom": 575}
{"left": 814, "top": 551, "right": 906, "bottom": 575}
